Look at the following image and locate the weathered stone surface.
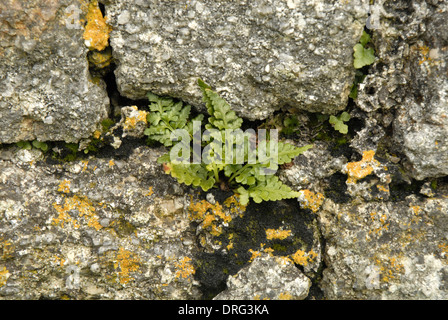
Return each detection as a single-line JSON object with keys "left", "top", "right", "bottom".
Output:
{"left": 356, "top": 0, "right": 448, "bottom": 180}
{"left": 106, "top": 0, "right": 368, "bottom": 120}
{"left": 318, "top": 194, "right": 448, "bottom": 299}
{"left": 0, "top": 145, "right": 201, "bottom": 299}
{"left": 0, "top": 0, "right": 109, "bottom": 144}
{"left": 213, "top": 253, "right": 311, "bottom": 300}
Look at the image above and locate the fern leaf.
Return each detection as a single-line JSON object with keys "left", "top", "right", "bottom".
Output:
{"left": 165, "top": 162, "right": 215, "bottom": 191}
{"left": 236, "top": 176, "right": 299, "bottom": 205}
{"left": 198, "top": 79, "right": 243, "bottom": 130}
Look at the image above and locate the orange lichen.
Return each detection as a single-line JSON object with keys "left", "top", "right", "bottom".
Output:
{"left": 278, "top": 292, "right": 294, "bottom": 300}
{"left": 58, "top": 179, "right": 71, "bottom": 194}
{"left": 123, "top": 106, "right": 148, "bottom": 130}
{"left": 374, "top": 255, "right": 405, "bottom": 283}
{"left": 265, "top": 228, "right": 292, "bottom": 240}
{"left": 108, "top": 159, "right": 115, "bottom": 168}
{"left": 290, "top": 249, "right": 318, "bottom": 267}
{"left": 52, "top": 195, "right": 102, "bottom": 231}
{"left": 344, "top": 150, "right": 380, "bottom": 183}
{"left": 297, "top": 190, "right": 324, "bottom": 213}
{"left": 0, "top": 240, "right": 14, "bottom": 260}
{"left": 0, "top": 267, "right": 10, "bottom": 287}
{"left": 188, "top": 199, "right": 232, "bottom": 236}
{"left": 174, "top": 257, "right": 196, "bottom": 280}
{"left": 248, "top": 249, "right": 262, "bottom": 262}
{"left": 223, "top": 194, "right": 247, "bottom": 216}
{"left": 114, "top": 248, "right": 141, "bottom": 284}
{"left": 145, "top": 186, "right": 154, "bottom": 197}
{"left": 83, "top": 0, "right": 112, "bottom": 51}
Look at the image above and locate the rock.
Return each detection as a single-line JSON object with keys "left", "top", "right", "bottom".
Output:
{"left": 318, "top": 196, "right": 448, "bottom": 299}
{"left": 105, "top": 0, "right": 368, "bottom": 120}
{"left": 0, "top": 145, "right": 201, "bottom": 299}
{"left": 213, "top": 253, "right": 311, "bottom": 300}
{"left": 355, "top": 0, "right": 448, "bottom": 180}
{"left": 0, "top": 0, "right": 109, "bottom": 144}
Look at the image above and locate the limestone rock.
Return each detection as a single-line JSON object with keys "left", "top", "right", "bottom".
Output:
{"left": 0, "top": 0, "right": 109, "bottom": 144}
{"left": 106, "top": 0, "right": 368, "bottom": 120}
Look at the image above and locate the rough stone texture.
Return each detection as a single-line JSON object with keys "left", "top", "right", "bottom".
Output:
{"left": 106, "top": 0, "right": 368, "bottom": 120}
{"left": 318, "top": 194, "right": 448, "bottom": 299}
{"left": 0, "top": 0, "right": 109, "bottom": 144}
{"left": 0, "top": 145, "right": 201, "bottom": 299}
{"left": 213, "top": 253, "right": 311, "bottom": 300}
{"left": 356, "top": 0, "right": 448, "bottom": 180}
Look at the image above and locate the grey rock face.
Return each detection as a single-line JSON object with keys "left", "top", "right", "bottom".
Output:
{"left": 356, "top": 0, "right": 448, "bottom": 180}
{"left": 213, "top": 253, "right": 311, "bottom": 300}
{"left": 0, "top": 145, "right": 201, "bottom": 299}
{"left": 319, "top": 195, "right": 448, "bottom": 299}
{"left": 106, "top": 0, "right": 368, "bottom": 120}
{"left": 0, "top": 0, "right": 109, "bottom": 144}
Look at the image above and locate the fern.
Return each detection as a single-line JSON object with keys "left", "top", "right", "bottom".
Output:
{"left": 353, "top": 31, "right": 375, "bottom": 69}
{"left": 145, "top": 79, "right": 312, "bottom": 205}
{"left": 329, "top": 112, "right": 351, "bottom": 134}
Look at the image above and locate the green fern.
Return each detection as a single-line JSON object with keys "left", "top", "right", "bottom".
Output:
{"left": 329, "top": 112, "right": 351, "bottom": 134}
{"left": 145, "top": 79, "right": 312, "bottom": 205}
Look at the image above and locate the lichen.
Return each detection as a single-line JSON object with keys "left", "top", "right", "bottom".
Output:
{"left": 344, "top": 150, "right": 381, "bottom": 184}
{"left": 174, "top": 257, "right": 196, "bottom": 281}
{"left": 83, "top": 0, "right": 112, "bottom": 51}
{"left": 265, "top": 228, "right": 292, "bottom": 240}
{"left": 123, "top": 106, "right": 148, "bottom": 131}
{"left": 114, "top": 247, "right": 141, "bottom": 285}
{"left": 0, "top": 266, "right": 10, "bottom": 287}
{"left": 297, "top": 190, "right": 324, "bottom": 213}
{"left": 52, "top": 194, "right": 102, "bottom": 231}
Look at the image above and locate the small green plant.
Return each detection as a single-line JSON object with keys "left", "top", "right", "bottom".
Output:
{"left": 16, "top": 141, "right": 32, "bottom": 150}
{"left": 144, "top": 80, "right": 312, "bottom": 205}
{"left": 329, "top": 112, "right": 351, "bottom": 134}
{"left": 16, "top": 140, "right": 49, "bottom": 152}
{"left": 353, "top": 31, "right": 375, "bottom": 69}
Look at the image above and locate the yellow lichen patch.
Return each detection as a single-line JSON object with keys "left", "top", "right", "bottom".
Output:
{"left": 81, "top": 160, "right": 89, "bottom": 172}
{"left": 278, "top": 292, "right": 294, "bottom": 300}
{"left": 0, "top": 240, "right": 14, "bottom": 260}
{"left": 0, "top": 267, "right": 10, "bottom": 287}
{"left": 83, "top": 0, "right": 112, "bottom": 51}
{"left": 265, "top": 228, "right": 292, "bottom": 240}
{"left": 114, "top": 248, "right": 141, "bottom": 285}
{"left": 297, "top": 190, "right": 324, "bottom": 213}
{"left": 367, "top": 212, "right": 389, "bottom": 240}
{"left": 58, "top": 179, "right": 71, "bottom": 194}
{"left": 344, "top": 150, "right": 380, "bottom": 184}
{"left": 175, "top": 257, "right": 196, "bottom": 280}
{"left": 417, "top": 45, "right": 433, "bottom": 65}
{"left": 374, "top": 255, "right": 405, "bottom": 283}
{"left": 376, "top": 184, "right": 389, "bottom": 193}
{"left": 108, "top": 159, "right": 115, "bottom": 168}
{"left": 248, "top": 249, "right": 262, "bottom": 262}
{"left": 188, "top": 199, "right": 232, "bottom": 236}
{"left": 145, "top": 186, "right": 154, "bottom": 197}
{"left": 290, "top": 249, "right": 318, "bottom": 267}
{"left": 123, "top": 106, "right": 148, "bottom": 131}
{"left": 223, "top": 195, "right": 247, "bottom": 216}
{"left": 52, "top": 195, "right": 102, "bottom": 231}
{"left": 54, "top": 255, "right": 66, "bottom": 267}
